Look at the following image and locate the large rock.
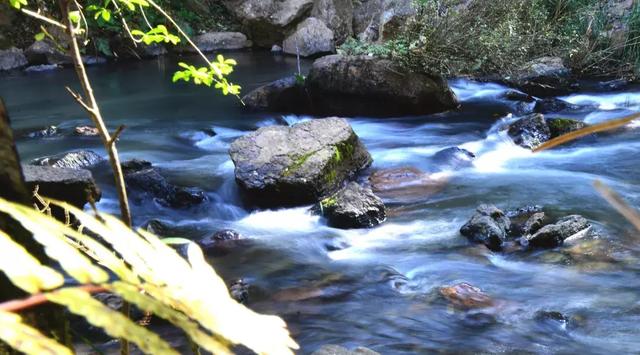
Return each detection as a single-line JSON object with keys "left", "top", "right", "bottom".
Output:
{"left": 305, "top": 55, "right": 459, "bottom": 117}
{"left": 229, "top": 117, "right": 372, "bottom": 206}
{"left": 525, "top": 215, "right": 591, "bottom": 248}
{"left": 507, "top": 113, "right": 551, "bottom": 150}
{"left": 122, "top": 160, "right": 206, "bottom": 208}
{"left": 178, "top": 32, "right": 251, "bottom": 53}
{"left": 503, "top": 57, "right": 576, "bottom": 97}
{"left": 283, "top": 17, "right": 335, "bottom": 57}
{"left": 353, "top": 0, "right": 415, "bottom": 41}
{"left": 242, "top": 76, "right": 311, "bottom": 112}
{"left": 311, "top": 0, "right": 354, "bottom": 44}
{"left": 22, "top": 165, "right": 102, "bottom": 208}
{"left": 223, "top": 0, "right": 314, "bottom": 47}
{"left": 0, "top": 47, "right": 27, "bottom": 71}
{"left": 31, "top": 150, "right": 104, "bottom": 170}
{"left": 460, "top": 204, "right": 511, "bottom": 251}
{"left": 24, "top": 41, "right": 70, "bottom": 65}
{"left": 316, "top": 182, "right": 386, "bottom": 229}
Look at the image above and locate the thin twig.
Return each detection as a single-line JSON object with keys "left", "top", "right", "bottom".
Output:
{"left": 111, "top": 0, "right": 138, "bottom": 47}
{"left": 65, "top": 87, "right": 94, "bottom": 114}
{"left": 0, "top": 285, "right": 107, "bottom": 313}
{"left": 108, "top": 125, "right": 126, "bottom": 147}
{"left": 594, "top": 180, "right": 640, "bottom": 232}
{"left": 533, "top": 113, "right": 640, "bottom": 152}
{"left": 20, "top": 8, "right": 67, "bottom": 29}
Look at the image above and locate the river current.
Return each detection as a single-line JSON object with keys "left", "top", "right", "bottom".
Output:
{"left": 2, "top": 51, "right": 640, "bottom": 354}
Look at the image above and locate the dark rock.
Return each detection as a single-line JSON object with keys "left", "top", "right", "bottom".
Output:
{"left": 82, "top": 56, "right": 107, "bottom": 66}
{"left": 502, "top": 90, "right": 534, "bottom": 102}
{"left": 31, "top": 150, "right": 104, "bottom": 170}
{"left": 229, "top": 279, "right": 249, "bottom": 304}
{"left": 24, "top": 41, "right": 70, "bottom": 65}
{"left": 462, "top": 311, "right": 498, "bottom": 328}
{"left": 521, "top": 212, "right": 546, "bottom": 235}
{"left": 439, "top": 282, "right": 495, "bottom": 310}
{"left": 198, "top": 229, "right": 245, "bottom": 256}
{"left": 242, "top": 76, "right": 311, "bottom": 112}
{"left": 27, "top": 125, "right": 59, "bottom": 138}
{"left": 503, "top": 56, "right": 577, "bottom": 97}
{"left": 432, "top": 147, "right": 475, "bottom": 170}
{"left": 505, "top": 205, "right": 543, "bottom": 218}
{"left": 0, "top": 47, "right": 27, "bottom": 71}
{"left": 533, "top": 97, "right": 580, "bottom": 114}
{"left": 316, "top": 182, "right": 386, "bottom": 229}
{"left": 534, "top": 310, "right": 570, "bottom": 331}
{"left": 526, "top": 215, "right": 591, "bottom": 248}
{"left": 229, "top": 117, "right": 372, "bottom": 206}
{"left": 507, "top": 113, "right": 551, "bottom": 150}
{"left": 597, "top": 78, "right": 629, "bottom": 92}
{"left": 122, "top": 159, "right": 206, "bottom": 208}
{"left": 283, "top": 17, "right": 335, "bottom": 57}
{"left": 546, "top": 118, "right": 588, "bottom": 139}
{"left": 312, "top": 345, "right": 380, "bottom": 355}
{"left": 22, "top": 164, "right": 102, "bottom": 209}
{"left": 74, "top": 125, "right": 100, "bottom": 136}
{"left": 460, "top": 204, "right": 510, "bottom": 251}
{"left": 305, "top": 55, "right": 459, "bottom": 117}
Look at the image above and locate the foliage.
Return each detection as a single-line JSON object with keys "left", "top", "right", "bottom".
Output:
{"left": 0, "top": 197, "right": 299, "bottom": 354}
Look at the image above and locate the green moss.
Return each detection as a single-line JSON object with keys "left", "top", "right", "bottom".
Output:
{"left": 282, "top": 150, "right": 316, "bottom": 177}
{"left": 323, "top": 138, "right": 357, "bottom": 185}
{"left": 320, "top": 196, "right": 338, "bottom": 209}
{"left": 547, "top": 118, "right": 585, "bottom": 138}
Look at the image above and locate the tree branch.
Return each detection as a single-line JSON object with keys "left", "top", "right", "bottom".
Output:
{"left": 0, "top": 285, "right": 107, "bottom": 313}
{"left": 20, "top": 8, "right": 67, "bottom": 29}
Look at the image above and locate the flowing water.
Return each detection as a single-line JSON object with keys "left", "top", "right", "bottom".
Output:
{"left": 2, "top": 52, "right": 640, "bottom": 354}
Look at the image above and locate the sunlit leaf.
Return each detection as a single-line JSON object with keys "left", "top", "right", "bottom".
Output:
{"left": 68, "top": 11, "right": 81, "bottom": 25}
{"left": 8, "top": 0, "right": 27, "bottom": 9}
{"left": 34, "top": 32, "right": 45, "bottom": 41}
{"left": 47, "top": 288, "right": 180, "bottom": 355}
{"left": 0, "top": 310, "right": 73, "bottom": 355}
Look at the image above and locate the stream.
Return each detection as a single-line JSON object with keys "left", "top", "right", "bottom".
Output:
{"left": 2, "top": 51, "right": 640, "bottom": 354}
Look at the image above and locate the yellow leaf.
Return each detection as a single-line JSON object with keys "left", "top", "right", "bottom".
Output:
{"left": 0, "top": 310, "right": 73, "bottom": 355}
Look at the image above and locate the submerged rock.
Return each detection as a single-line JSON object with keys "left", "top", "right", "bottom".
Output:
{"left": 439, "top": 282, "right": 495, "bottom": 310}
{"left": 283, "top": 17, "right": 335, "bottom": 57}
{"left": 368, "top": 166, "right": 447, "bottom": 202}
{"left": 507, "top": 113, "right": 551, "bottom": 150}
{"left": 525, "top": 215, "right": 591, "bottom": 248}
{"left": 460, "top": 204, "right": 510, "bottom": 251}
{"left": 305, "top": 55, "right": 459, "bottom": 117}
{"left": 312, "top": 345, "right": 380, "bottom": 355}
{"left": 229, "top": 117, "right": 372, "bottom": 206}
{"left": 533, "top": 97, "right": 580, "bottom": 114}
{"left": 316, "top": 182, "right": 386, "bottom": 229}
{"left": 229, "top": 279, "right": 250, "bottom": 304}
{"left": 74, "top": 125, "right": 100, "bottom": 137}
{"left": 432, "top": 147, "right": 475, "bottom": 170}
{"left": 31, "top": 150, "right": 104, "bottom": 170}
{"left": 122, "top": 159, "right": 206, "bottom": 208}
{"left": 22, "top": 164, "right": 101, "bottom": 208}
{"left": 198, "top": 229, "right": 245, "bottom": 256}
{"left": 26, "top": 125, "right": 59, "bottom": 138}
{"left": 0, "top": 47, "right": 27, "bottom": 71}
{"left": 24, "top": 64, "right": 60, "bottom": 72}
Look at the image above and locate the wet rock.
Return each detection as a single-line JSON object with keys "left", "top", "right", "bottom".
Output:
{"left": 178, "top": 32, "right": 251, "bottom": 52}
{"left": 24, "top": 41, "right": 70, "bottom": 65}
{"left": 242, "top": 76, "right": 311, "bottom": 112}
{"left": 31, "top": 150, "right": 104, "bottom": 170}
{"left": 507, "top": 113, "right": 551, "bottom": 150}
{"left": 283, "top": 17, "right": 335, "bottom": 57}
{"left": 198, "top": 229, "right": 245, "bottom": 256}
{"left": 546, "top": 118, "right": 588, "bottom": 139}
{"left": 74, "top": 125, "right": 100, "bottom": 137}
{"left": 502, "top": 90, "right": 534, "bottom": 102}
{"left": 82, "top": 55, "right": 106, "bottom": 66}
{"left": 122, "top": 159, "right": 206, "bottom": 208}
{"left": 525, "top": 215, "right": 591, "bottom": 248}
{"left": 305, "top": 55, "right": 459, "bottom": 117}
{"left": 521, "top": 212, "right": 546, "bottom": 235}
{"left": 439, "top": 282, "right": 495, "bottom": 310}
{"left": 505, "top": 205, "right": 543, "bottom": 219}
{"left": 24, "top": 64, "right": 60, "bottom": 72}
{"left": 22, "top": 164, "right": 102, "bottom": 209}
{"left": 223, "top": 0, "right": 314, "bottom": 47}
{"left": 432, "top": 147, "right": 475, "bottom": 170}
{"left": 533, "top": 97, "right": 580, "bottom": 114}
{"left": 460, "top": 204, "right": 510, "bottom": 251}
{"left": 271, "top": 44, "right": 283, "bottom": 52}
{"left": 26, "top": 125, "right": 59, "bottom": 138}
{"left": 503, "top": 56, "right": 576, "bottom": 97}
{"left": 137, "top": 43, "right": 167, "bottom": 57}
{"left": 229, "top": 279, "right": 249, "bottom": 304}
{"left": 311, "top": 0, "right": 354, "bottom": 44}
{"left": 462, "top": 311, "right": 498, "bottom": 328}
{"left": 315, "top": 182, "right": 386, "bottom": 229}
{"left": 312, "top": 345, "right": 380, "bottom": 355}
{"left": 597, "top": 78, "right": 629, "bottom": 92}
{"left": 229, "top": 117, "right": 372, "bottom": 207}
{"left": 534, "top": 310, "right": 570, "bottom": 331}
{"left": 0, "top": 47, "right": 27, "bottom": 71}
{"left": 369, "top": 166, "right": 447, "bottom": 202}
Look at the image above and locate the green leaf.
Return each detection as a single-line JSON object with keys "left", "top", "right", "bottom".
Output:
{"left": 47, "top": 288, "right": 180, "bottom": 355}
{"left": 68, "top": 11, "right": 81, "bottom": 25}
{"left": 34, "top": 32, "right": 45, "bottom": 41}
{"left": 8, "top": 0, "right": 27, "bottom": 9}
{"left": 0, "top": 311, "right": 73, "bottom": 355}
{"left": 0, "top": 229, "right": 64, "bottom": 294}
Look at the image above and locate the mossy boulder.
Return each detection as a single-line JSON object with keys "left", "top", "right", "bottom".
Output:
{"left": 229, "top": 117, "right": 372, "bottom": 207}
{"left": 546, "top": 118, "right": 588, "bottom": 139}
{"left": 315, "top": 182, "right": 386, "bottom": 229}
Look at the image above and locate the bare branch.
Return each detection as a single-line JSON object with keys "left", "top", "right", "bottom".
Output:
{"left": 0, "top": 285, "right": 107, "bottom": 313}
{"left": 108, "top": 125, "right": 126, "bottom": 147}
{"left": 64, "top": 86, "right": 94, "bottom": 114}
{"left": 20, "top": 8, "right": 67, "bottom": 29}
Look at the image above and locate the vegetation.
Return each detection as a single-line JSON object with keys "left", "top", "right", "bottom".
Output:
{"left": 339, "top": 0, "right": 640, "bottom": 78}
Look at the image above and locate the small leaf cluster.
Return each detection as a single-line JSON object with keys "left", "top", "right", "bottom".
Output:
{"left": 173, "top": 55, "right": 241, "bottom": 95}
